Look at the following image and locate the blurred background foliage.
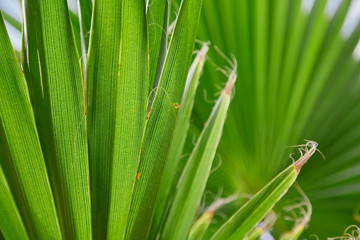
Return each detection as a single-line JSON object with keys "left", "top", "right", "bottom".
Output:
{"left": 1, "top": 0, "right": 360, "bottom": 238}
{"left": 192, "top": 0, "right": 360, "bottom": 238}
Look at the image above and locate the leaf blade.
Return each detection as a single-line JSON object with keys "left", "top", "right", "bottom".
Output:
{"left": 0, "top": 13, "right": 61, "bottom": 239}
{"left": 125, "top": 0, "right": 204, "bottom": 238}
{"left": 161, "top": 71, "right": 235, "bottom": 240}
{"left": 211, "top": 165, "right": 298, "bottom": 240}
{"left": 23, "top": 0, "right": 92, "bottom": 238}
{"left": 0, "top": 165, "right": 30, "bottom": 240}
{"left": 150, "top": 43, "right": 208, "bottom": 238}
{"left": 211, "top": 139, "right": 317, "bottom": 240}
{"left": 85, "top": 0, "right": 121, "bottom": 238}
{"left": 106, "top": 0, "right": 148, "bottom": 238}
{"left": 147, "top": 0, "right": 169, "bottom": 90}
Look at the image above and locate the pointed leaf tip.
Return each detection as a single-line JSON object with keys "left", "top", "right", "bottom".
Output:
{"left": 293, "top": 140, "right": 320, "bottom": 173}
{"left": 197, "top": 42, "right": 209, "bottom": 61}
{"left": 224, "top": 71, "right": 236, "bottom": 95}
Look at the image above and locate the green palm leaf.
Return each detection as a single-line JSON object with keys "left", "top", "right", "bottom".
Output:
{"left": 0, "top": 0, "right": 359, "bottom": 239}
{"left": 85, "top": 0, "right": 121, "bottom": 238}
{"left": 0, "top": 13, "right": 61, "bottom": 239}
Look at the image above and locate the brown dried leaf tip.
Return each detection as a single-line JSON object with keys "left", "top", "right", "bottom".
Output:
{"left": 212, "top": 45, "right": 237, "bottom": 96}
{"left": 290, "top": 140, "right": 325, "bottom": 174}
{"left": 224, "top": 71, "right": 236, "bottom": 96}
